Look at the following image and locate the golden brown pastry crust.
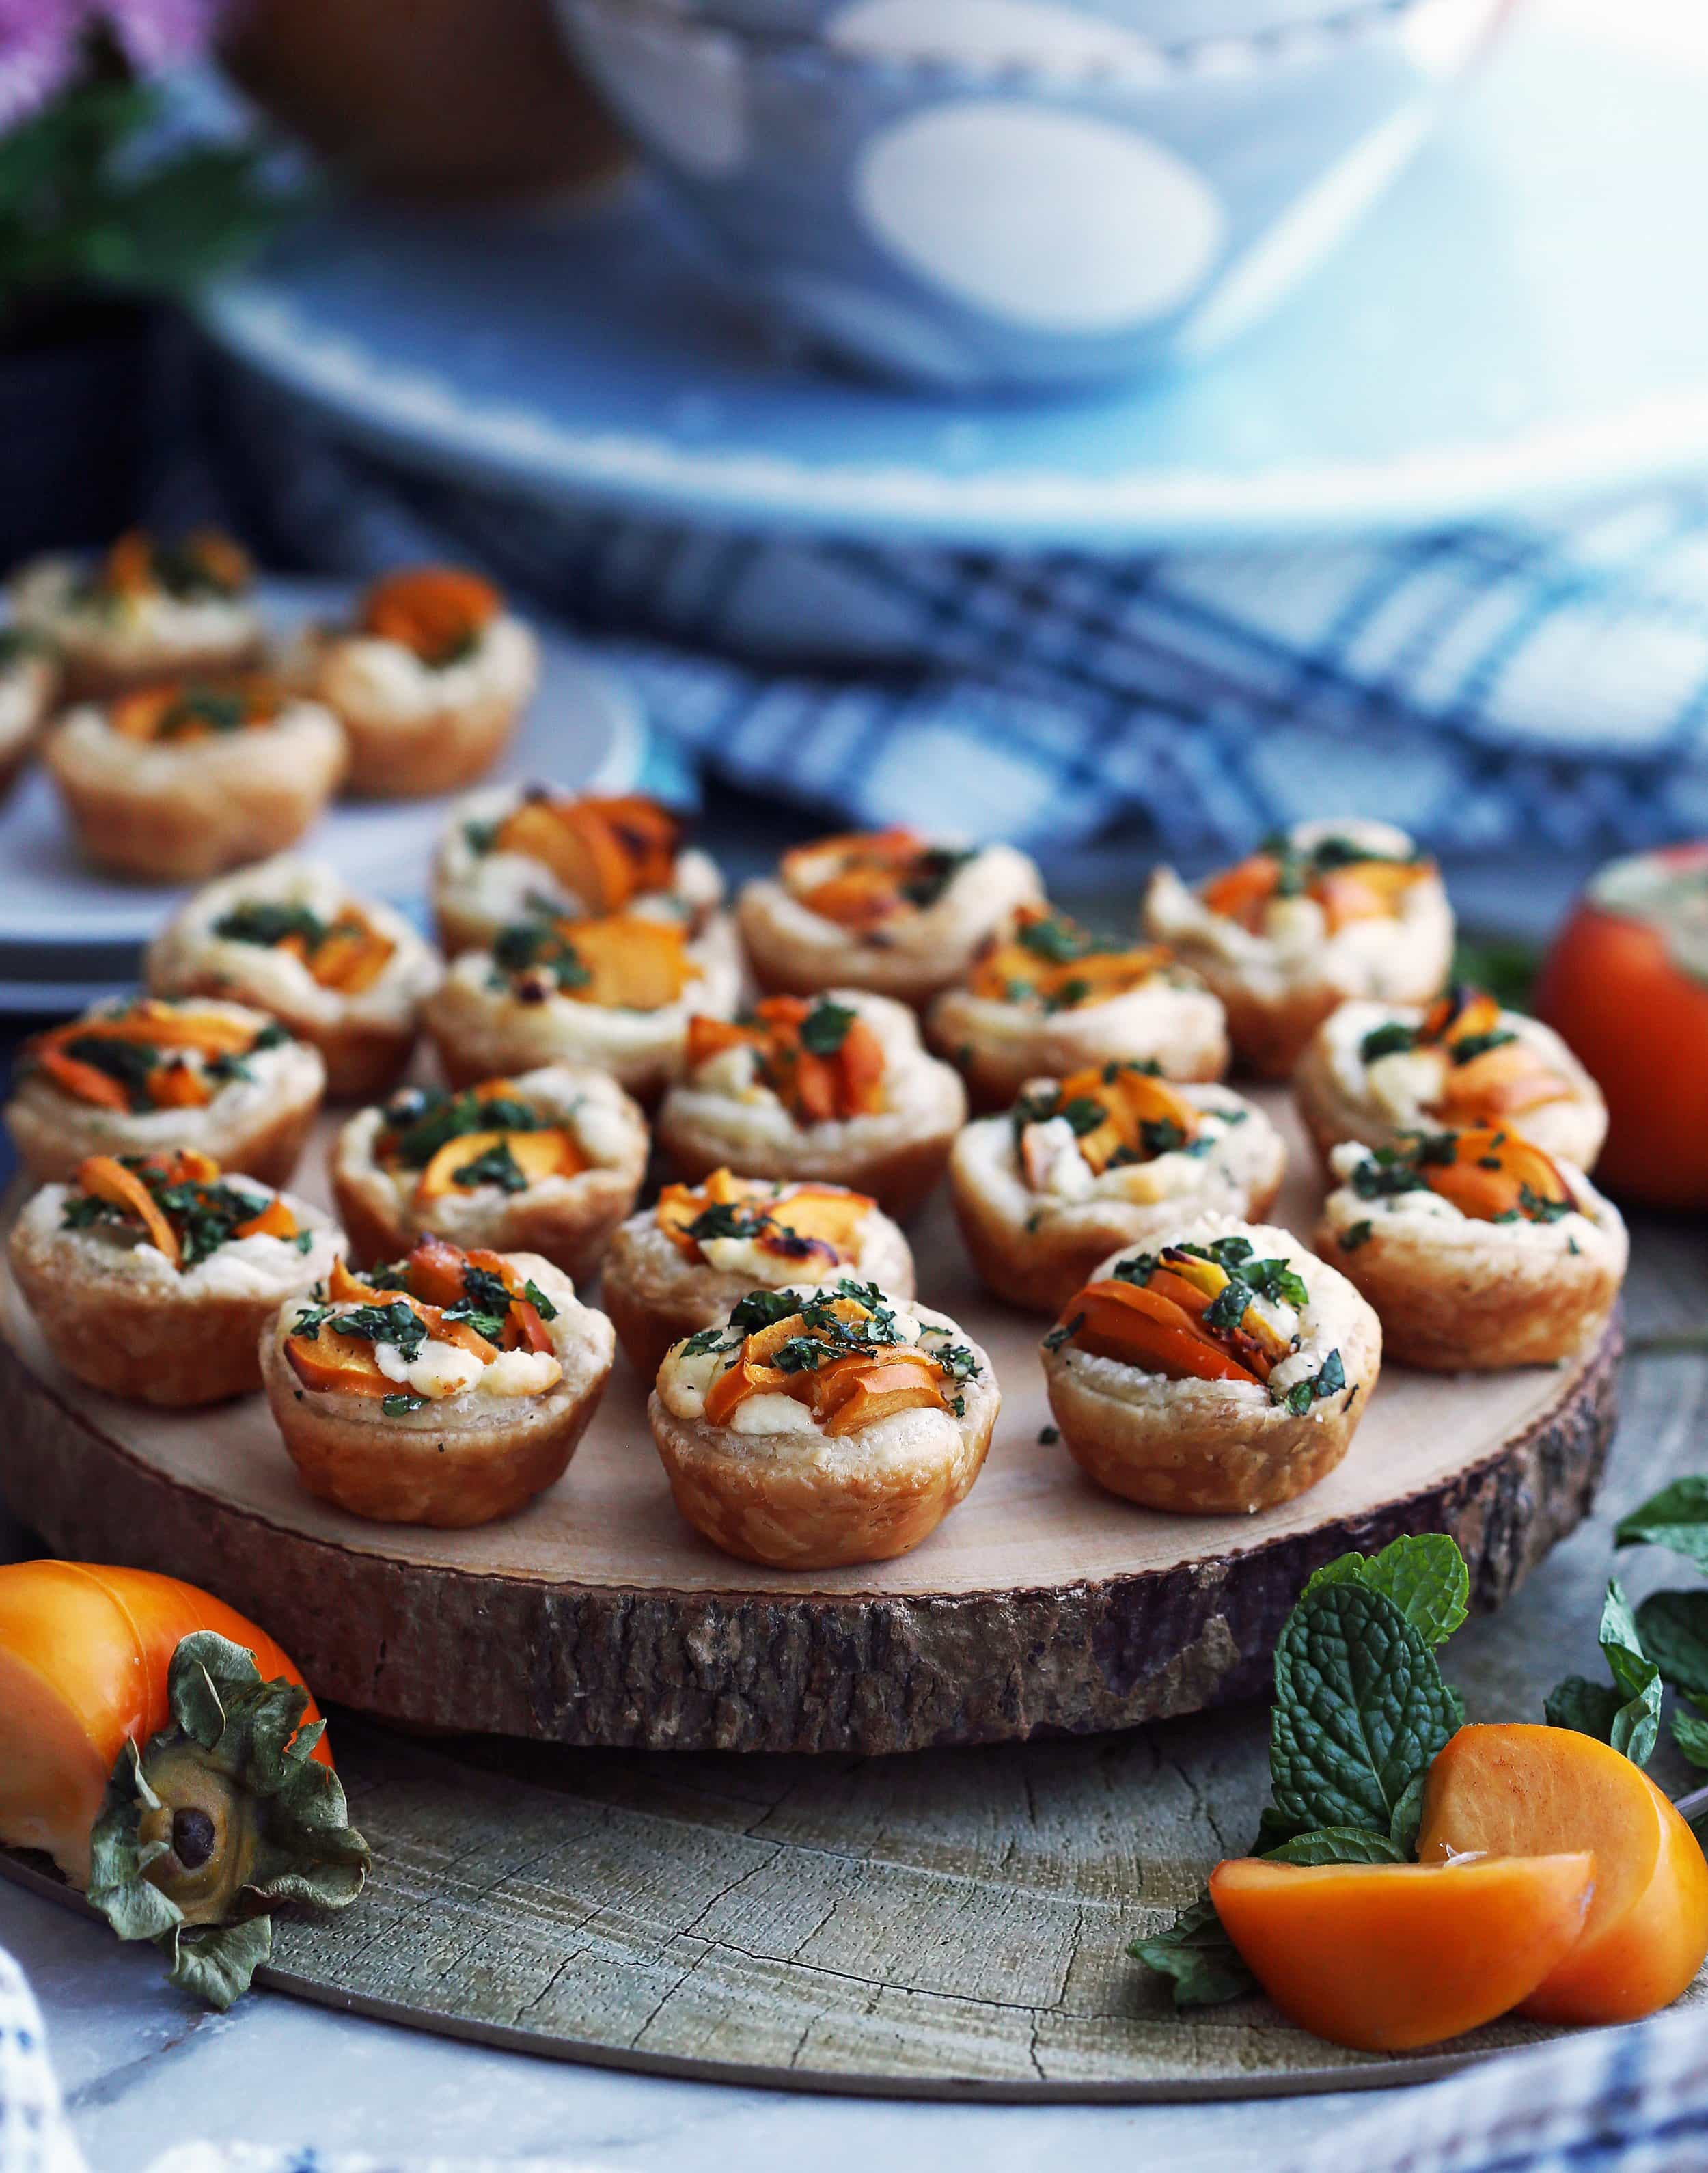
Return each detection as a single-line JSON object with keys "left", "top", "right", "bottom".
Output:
{"left": 1292, "top": 1008, "right": 1609, "bottom": 1174}
{"left": 8, "top": 1190, "right": 337, "bottom": 1406}
{"left": 329, "top": 1074, "right": 648, "bottom": 1283}
{"left": 646, "top": 1322, "right": 997, "bottom": 1570}
{"left": 926, "top": 982, "right": 1228, "bottom": 1115}
{"left": 948, "top": 1091, "right": 1286, "bottom": 1318}
{"left": 338, "top": 687, "right": 520, "bottom": 799}
{"left": 1039, "top": 1223, "right": 1382, "bottom": 1514}
{"left": 599, "top": 1192, "right": 916, "bottom": 1381}
{"left": 736, "top": 845, "right": 1045, "bottom": 1009}
{"left": 258, "top": 1253, "right": 614, "bottom": 1525}
{"left": 42, "top": 703, "right": 348, "bottom": 882}
{"left": 57, "top": 640, "right": 264, "bottom": 706}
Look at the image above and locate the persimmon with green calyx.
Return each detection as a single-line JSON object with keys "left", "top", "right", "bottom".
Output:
{"left": 1208, "top": 1853, "right": 1597, "bottom": 2052}
{"left": 0, "top": 1561, "right": 368, "bottom": 2009}
{"left": 1418, "top": 1723, "right": 1708, "bottom": 2025}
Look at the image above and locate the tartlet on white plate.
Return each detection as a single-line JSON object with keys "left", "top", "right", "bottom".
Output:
{"left": 737, "top": 825, "right": 1043, "bottom": 1008}
{"left": 0, "top": 631, "right": 57, "bottom": 797}
{"left": 10, "top": 530, "right": 262, "bottom": 700}
{"left": 146, "top": 856, "right": 443, "bottom": 1102}
{"left": 648, "top": 1280, "right": 997, "bottom": 1568}
{"left": 602, "top": 1167, "right": 914, "bottom": 1382}
{"left": 331, "top": 1065, "right": 648, "bottom": 1284}
{"left": 655, "top": 990, "right": 966, "bottom": 1221}
{"left": 1143, "top": 818, "right": 1455, "bottom": 1081}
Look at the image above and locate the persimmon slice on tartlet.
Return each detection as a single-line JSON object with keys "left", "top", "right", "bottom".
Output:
{"left": 648, "top": 1280, "right": 997, "bottom": 1568}
{"left": 949, "top": 1063, "right": 1286, "bottom": 1317}
{"left": 260, "top": 1237, "right": 614, "bottom": 1526}
{"left": 1039, "top": 1219, "right": 1381, "bottom": 1514}
{"left": 145, "top": 856, "right": 443, "bottom": 1102}
{"left": 6, "top": 997, "right": 325, "bottom": 1187}
{"left": 1143, "top": 820, "right": 1455, "bottom": 1080}
{"left": 926, "top": 904, "right": 1227, "bottom": 1112}
{"left": 603, "top": 1167, "right": 915, "bottom": 1382}
{"left": 8, "top": 1149, "right": 339, "bottom": 1406}
{"left": 43, "top": 672, "right": 347, "bottom": 882}
{"left": 435, "top": 784, "right": 726, "bottom": 957}
{"left": 1294, "top": 984, "right": 1608, "bottom": 1173}
{"left": 424, "top": 906, "right": 741, "bottom": 1103}
{"left": 293, "top": 565, "right": 539, "bottom": 797}
{"left": 0, "top": 627, "right": 57, "bottom": 796}
{"left": 737, "top": 826, "right": 1044, "bottom": 1008}
{"left": 331, "top": 1065, "right": 648, "bottom": 1284}
{"left": 655, "top": 991, "right": 967, "bottom": 1221}
{"left": 10, "top": 530, "right": 262, "bottom": 700}
{"left": 1313, "top": 1128, "right": 1627, "bottom": 1370}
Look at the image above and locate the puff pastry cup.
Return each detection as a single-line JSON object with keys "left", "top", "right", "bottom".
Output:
{"left": 8, "top": 1148, "right": 339, "bottom": 1406}
{"left": 736, "top": 826, "right": 1045, "bottom": 1007}
{"left": 434, "top": 785, "right": 725, "bottom": 957}
{"left": 0, "top": 631, "right": 57, "bottom": 795}
{"left": 926, "top": 904, "right": 1228, "bottom": 1113}
{"left": 648, "top": 1280, "right": 997, "bottom": 1568}
{"left": 425, "top": 906, "right": 743, "bottom": 1104}
{"left": 1040, "top": 1218, "right": 1381, "bottom": 1515}
{"left": 603, "top": 1167, "right": 915, "bottom": 1382}
{"left": 260, "top": 1237, "right": 614, "bottom": 1527}
{"left": 10, "top": 530, "right": 263, "bottom": 700}
{"left": 1143, "top": 819, "right": 1455, "bottom": 1080}
{"left": 332, "top": 1066, "right": 648, "bottom": 1284}
{"left": 146, "top": 856, "right": 443, "bottom": 1103}
{"left": 655, "top": 991, "right": 967, "bottom": 1222}
{"left": 1312, "top": 1128, "right": 1627, "bottom": 1371}
{"left": 42, "top": 673, "right": 347, "bottom": 882}
{"left": 290, "top": 566, "right": 538, "bottom": 797}
{"left": 6, "top": 997, "right": 325, "bottom": 1187}
{"left": 949, "top": 1063, "right": 1286, "bottom": 1317}
{"left": 1293, "top": 985, "right": 1608, "bottom": 1174}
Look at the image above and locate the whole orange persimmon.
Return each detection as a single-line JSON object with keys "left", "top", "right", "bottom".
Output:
{"left": 1534, "top": 843, "right": 1708, "bottom": 1206}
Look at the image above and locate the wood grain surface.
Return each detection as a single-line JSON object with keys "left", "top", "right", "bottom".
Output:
{"left": 0, "top": 1091, "right": 1618, "bottom": 1753}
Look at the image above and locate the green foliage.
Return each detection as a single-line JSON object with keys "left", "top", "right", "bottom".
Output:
{"left": 1303, "top": 1533, "right": 1470, "bottom": 1648}
{"left": 1543, "top": 1581, "right": 1662, "bottom": 1767}
{"left": 1616, "top": 1478, "right": 1708, "bottom": 1574}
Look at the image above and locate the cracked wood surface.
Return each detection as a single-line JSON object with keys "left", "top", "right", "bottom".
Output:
{"left": 0, "top": 1093, "right": 1616, "bottom": 1753}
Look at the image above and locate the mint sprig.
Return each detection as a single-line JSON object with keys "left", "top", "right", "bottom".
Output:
{"left": 1544, "top": 1580, "right": 1662, "bottom": 1766}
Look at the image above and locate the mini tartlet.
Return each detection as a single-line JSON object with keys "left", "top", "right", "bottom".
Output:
{"left": 43, "top": 674, "right": 347, "bottom": 882}
{"left": 648, "top": 1280, "right": 997, "bottom": 1568}
{"left": 260, "top": 1237, "right": 614, "bottom": 1527}
{"left": 736, "top": 826, "right": 1045, "bottom": 1007}
{"left": 10, "top": 530, "right": 262, "bottom": 700}
{"left": 145, "top": 856, "right": 443, "bottom": 1102}
{"left": 926, "top": 904, "right": 1227, "bottom": 1112}
{"left": 424, "top": 907, "right": 742, "bottom": 1103}
{"left": 331, "top": 1067, "right": 648, "bottom": 1284}
{"left": 655, "top": 992, "right": 967, "bottom": 1221}
{"left": 1294, "top": 986, "right": 1608, "bottom": 1173}
{"left": 6, "top": 997, "right": 325, "bottom": 1187}
{"left": 949, "top": 1063, "right": 1286, "bottom": 1316}
{"left": 1313, "top": 1128, "right": 1627, "bottom": 1371}
{"left": 293, "top": 566, "right": 538, "bottom": 797}
{"left": 602, "top": 1168, "right": 915, "bottom": 1382}
{"left": 1143, "top": 820, "right": 1455, "bottom": 1080}
{"left": 1040, "top": 1219, "right": 1381, "bottom": 1514}
{"left": 0, "top": 629, "right": 57, "bottom": 795}
{"left": 435, "top": 786, "right": 725, "bottom": 957}
{"left": 8, "top": 1149, "right": 339, "bottom": 1406}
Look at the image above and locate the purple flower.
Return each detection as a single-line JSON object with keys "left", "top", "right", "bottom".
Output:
{"left": 0, "top": 0, "right": 81, "bottom": 132}
{"left": 100, "top": 0, "right": 228, "bottom": 73}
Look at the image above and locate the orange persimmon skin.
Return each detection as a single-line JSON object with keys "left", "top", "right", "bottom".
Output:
{"left": 0, "top": 1561, "right": 330, "bottom": 1887}
{"left": 1536, "top": 883, "right": 1708, "bottom": 1207}
{"left": 1209, "top": 1852, "right": 1597, "bottom": 2052}
{"left": 1418, "top": 1723, "right": 1708, "bottom": 2025}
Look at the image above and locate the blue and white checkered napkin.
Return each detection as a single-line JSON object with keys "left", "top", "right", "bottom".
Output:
{"left": 2, "top": 1932, "right": 1707, "bottom": 2173}
{"left": 162, "top": 354, "right": 1708, "bottom": 856}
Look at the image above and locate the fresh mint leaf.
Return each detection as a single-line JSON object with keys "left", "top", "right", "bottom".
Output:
{"left": 799, "top": 1000, "right": 855, "bottom": 1056}
{"left": 1616, "top": 1477, "right": 1708, "bottom": 1573}
{"left": 1544, "top": 1676, "right": 1624, "bottom": 1740}
{"left": 1388, "top": 1771, "right": 1427, "bottom": 1855}
{"left": 1545, "top": 1579, "right": 1662, "bottom": 1766}
{"left": 1129, "top": 1894, "right": 1253, "bottom": 2009}
{"left": 1269, "top": 1583, "right": 1460, "bottom": 1834}
{"left": 1303, "top": 1535, "right": 1470, "bottom": 1649}
{"left": 1672, "top": 1698, "right": 1708, "bottom": 1771}
{"left": 1262, "top": 1827, "right": 1406, "bottom": 1868}
{"left": 1636, "top": 1588, "right": 1708, "bottom": 1699}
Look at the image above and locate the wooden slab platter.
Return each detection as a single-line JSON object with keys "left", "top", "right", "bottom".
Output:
{"left": 0, "top": 1091, "right": 1616, "bottom": 1755}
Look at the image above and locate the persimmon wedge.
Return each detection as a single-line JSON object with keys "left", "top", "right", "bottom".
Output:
{"left": 1418, "top": 1723, "right": 1708, "bottom": 2025}
{"left": 1208, "top": 1853, "right": 1597, "bottom": 2051}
